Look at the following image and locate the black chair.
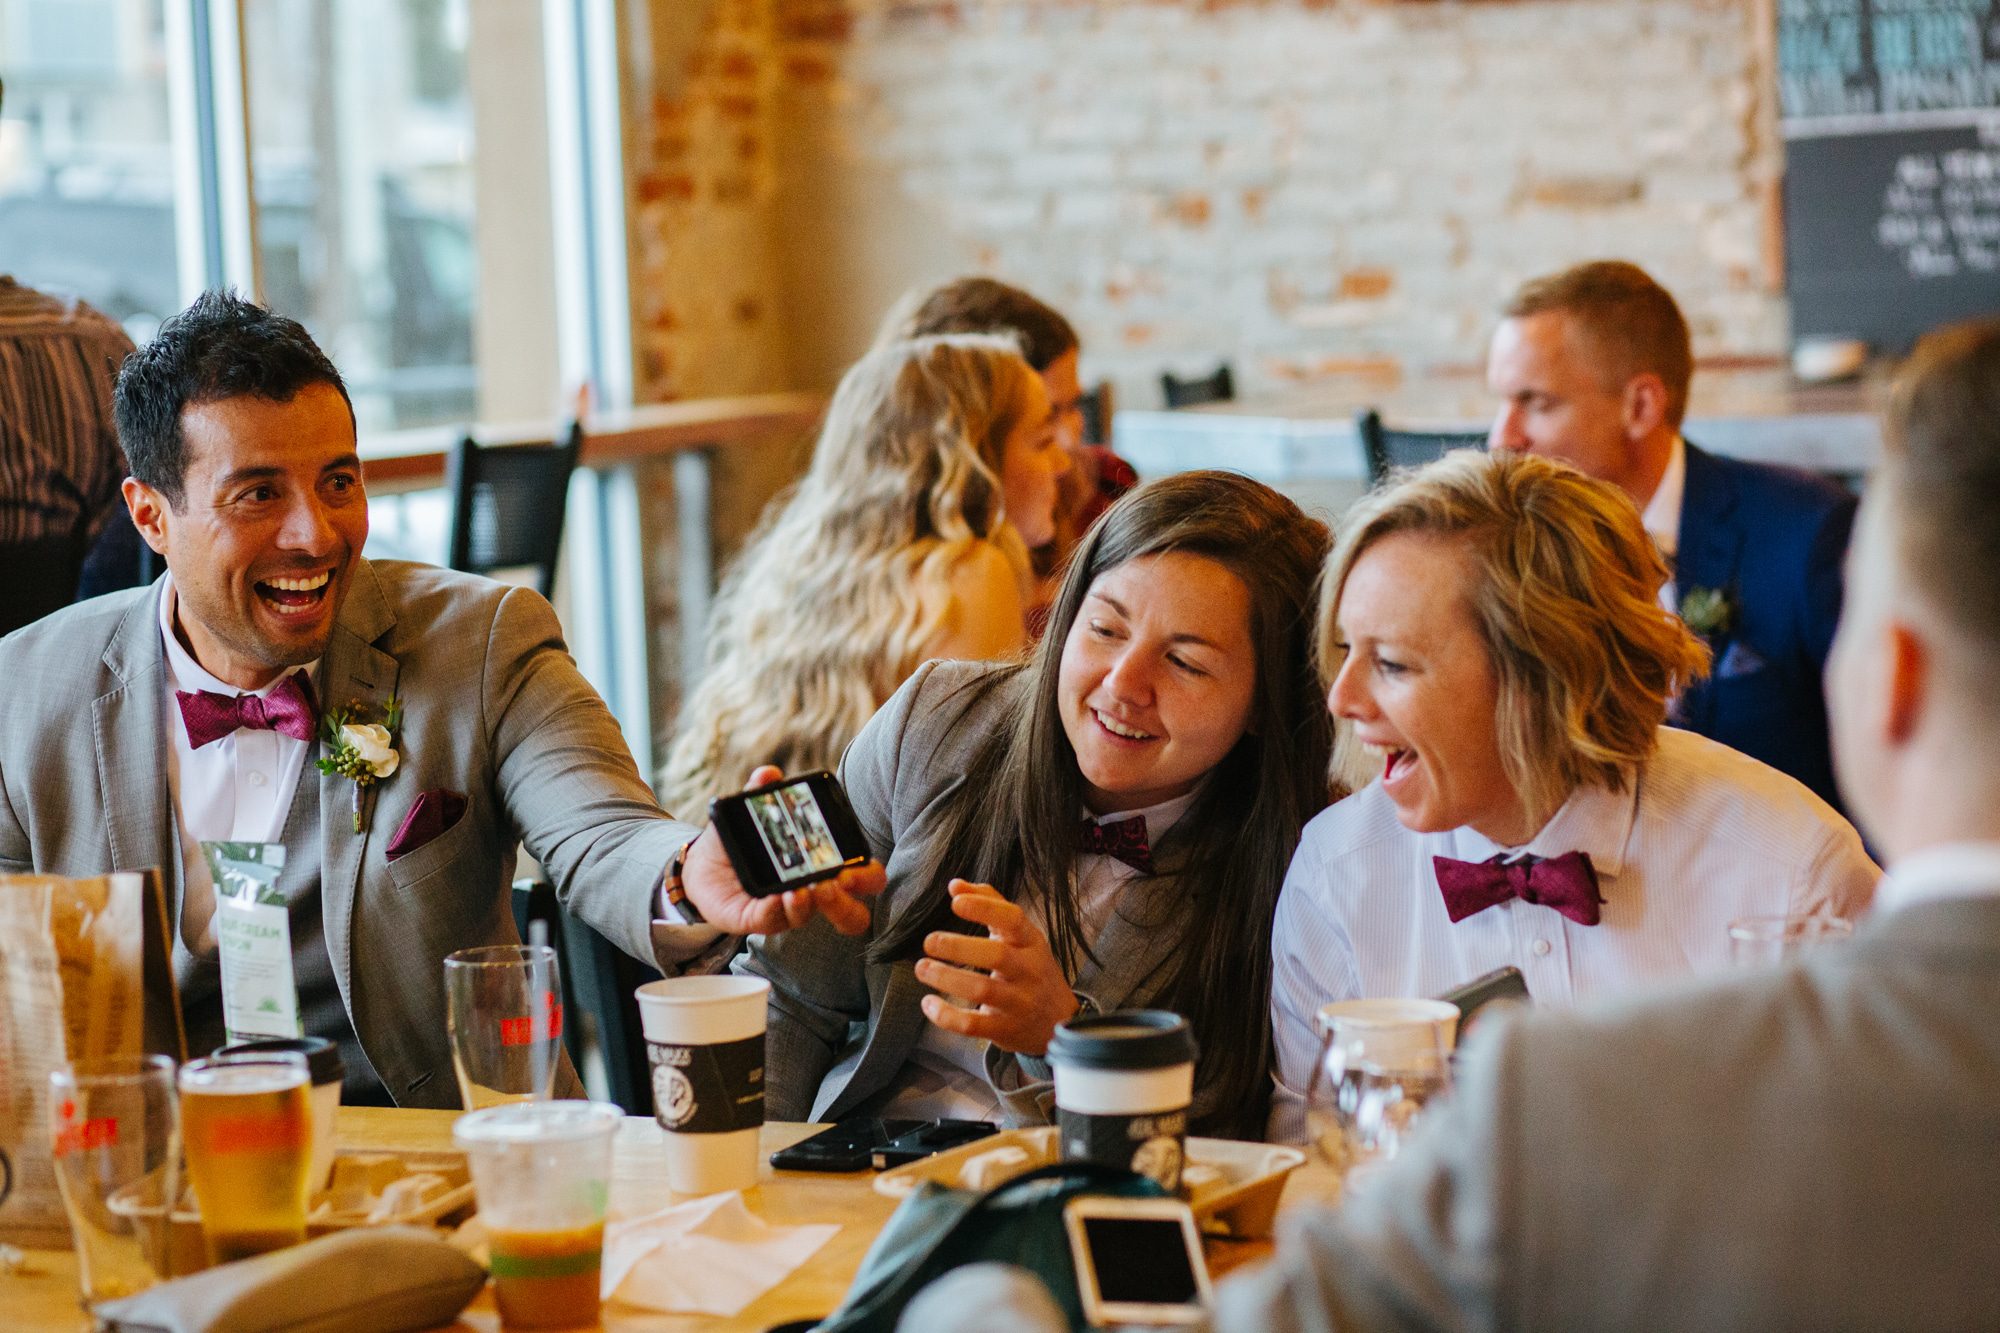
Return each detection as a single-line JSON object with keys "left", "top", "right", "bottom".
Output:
{"left": 1076, "top": 381, "right": 1114, "bottom": 447}
{"left": 75, "top": 506, "right": 163, "bottom": 603}
{"left": 1160, "top": 364, "right": 1235, "bottom": 409}
{"left": 510, "top": 879, "right": 660, "bottom": 1115}
{"left": 445, "top": 423, "right": 582, "bottom": 598}
{"left": 1354, "top": 409, "right": 1488, "bottom": 488}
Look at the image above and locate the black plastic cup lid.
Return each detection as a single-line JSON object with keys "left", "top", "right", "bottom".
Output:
{"left": 214, "top": 1036, "right": 345, "bottom": 1087}
{"left": 1047, "top": 1009, "right": 1196, "bottom": 1071}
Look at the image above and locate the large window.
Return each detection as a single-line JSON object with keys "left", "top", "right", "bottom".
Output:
{"left": 0, "top": 0, "right": 587, "bottom": 433}
{"left": 0, "top": 0, "right": 178, "bottom": 345}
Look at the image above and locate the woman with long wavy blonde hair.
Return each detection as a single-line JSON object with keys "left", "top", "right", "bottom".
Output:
{"left": 659, "top": 334, "right": 1068, "bottom": 816}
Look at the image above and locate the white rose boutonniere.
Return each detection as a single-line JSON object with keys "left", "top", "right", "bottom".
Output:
{"left": 318, "top": 697, "right": 404, "bottom": 833}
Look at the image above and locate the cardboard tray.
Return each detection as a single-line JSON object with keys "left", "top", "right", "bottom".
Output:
{"left": 871, "top": 1127, "right": 1306, "bottom": 1239}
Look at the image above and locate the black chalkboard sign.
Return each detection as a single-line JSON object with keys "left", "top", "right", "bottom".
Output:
{"left": 1779, "top": 0, "right": 2000, "bottom": 351}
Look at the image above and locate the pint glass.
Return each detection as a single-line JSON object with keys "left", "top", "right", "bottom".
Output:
{"left": 177, "top": 1052, "right": 314, "bottom": 1263}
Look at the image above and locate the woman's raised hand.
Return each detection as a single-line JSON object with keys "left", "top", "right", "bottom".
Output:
{"left": 917, "top": 878, "right": 1078, "bottom": 1057}
{"left": 679, "top": 765, "right": 886, "bottom": 936}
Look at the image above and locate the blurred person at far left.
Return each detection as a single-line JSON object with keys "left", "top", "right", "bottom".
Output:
{"left": 0, "top": 77, "right": 138, "bottom": 636}
{"left": 1267, "top": 449, "right": 1877, "bottom": 1140}
{"left": 658, "top": 333, "right": 1066, "bottom": 819}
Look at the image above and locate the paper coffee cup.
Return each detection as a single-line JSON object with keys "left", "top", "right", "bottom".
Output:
{"left": 1047, "top": 1010, "right": 1197, "bottom": 1191}
{"left": 634, "top": 976, "right": 769, "bottom": 1195}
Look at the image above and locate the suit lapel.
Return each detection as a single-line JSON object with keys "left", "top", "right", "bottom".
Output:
{"left": 1674, "top": 443, "right": 1745, "bottom": 731}
{"left": 93, "top": 585, "right": 182, "bottom": 894}
{"left": 313, "top": 561, "right": 400, "bottom": 1006}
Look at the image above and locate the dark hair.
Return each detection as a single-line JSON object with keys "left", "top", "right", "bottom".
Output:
{"left": 1503, "top": 260, "right": 1694, "bottom": 426}
{"left": 1885, "top": 319, "right": 2000, "bottom": 660}
{"left": 114, "top": 289, "right": 351, "bottom": 507}
{"left": 896, "top": 277, "right": 1079, "bottom": 372}
{"left": 870, "top": 471, "right": 1334, "bottom": 1137}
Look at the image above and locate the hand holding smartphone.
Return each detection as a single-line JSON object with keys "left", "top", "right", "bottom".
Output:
{"left": 676, "top": 767, "right": 886, "bottom": 938}
{"left": 709, "top": 770, "right": 871, "bottom": 897}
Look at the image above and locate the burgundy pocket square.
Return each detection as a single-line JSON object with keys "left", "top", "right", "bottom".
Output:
{"left": 386, "top": 789, "right": 468, "bottom": 861}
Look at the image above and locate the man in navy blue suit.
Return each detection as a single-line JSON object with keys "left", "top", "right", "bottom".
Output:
{"left": 1485, "top": 261, "right": 1855, "bottom": 809}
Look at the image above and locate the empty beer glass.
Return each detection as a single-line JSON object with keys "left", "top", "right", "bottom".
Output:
{"left": 177, "top": 1051, "right": 314, "bottom": 1263}
{"left": 48, "top": 1054, "right": 180, "bottom": 1304}
{"left": 445, "top": 945, "right": 562, "bottom": 1110}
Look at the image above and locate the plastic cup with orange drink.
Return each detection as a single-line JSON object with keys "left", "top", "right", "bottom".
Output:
{"left": 456, "top": 1100, "right": 621, "bottom": 1330}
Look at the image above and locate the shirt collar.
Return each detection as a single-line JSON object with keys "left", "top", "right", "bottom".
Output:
{"left": 157, "top": 573, "right": 320, "bottom": 699}
{"left": 1640, "top": 434, "right": 1687, "bottom": 561}
{"left": 1085, "top": 787, "right": 1202, "bottom": 850}
{"left": 1874, "top": 842, "right": 2000, "bottom": 915}
{"left": 1442, "top": 769, "right": 1638, "bottom": 878}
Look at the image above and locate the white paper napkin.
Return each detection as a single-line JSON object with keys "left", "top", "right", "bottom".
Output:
{"left": 600, "top": 1190, "right": 840, "bottom": 1316}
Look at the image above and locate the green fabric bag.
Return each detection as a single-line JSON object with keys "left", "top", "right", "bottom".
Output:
{"left": 812, "top": 1161, "right": 1165, "bottom": 1333}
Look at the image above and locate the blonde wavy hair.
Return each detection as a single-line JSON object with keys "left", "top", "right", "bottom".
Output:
{"left": 1318, "top": 449, "right": 1711, "bottom": 825}
{"left": 658, "top": 334, "right": 1041, "bottom": 816}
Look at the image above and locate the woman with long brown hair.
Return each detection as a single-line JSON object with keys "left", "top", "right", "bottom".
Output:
{"left": 737, "top": 470, "right": 1333, "bottom": 1139}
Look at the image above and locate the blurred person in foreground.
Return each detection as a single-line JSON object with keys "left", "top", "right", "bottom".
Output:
{"left": 0, "top": 75, "right": 137, "bottom": 634}
{"left": 739, "top": 472, "right": 1332, "bottom": 1137}
{"left": 0, "top": 291, "right": 879, "bottom": 1106}
{"left": 1266, "top": 449, "right": 1876, "bottom": 1140}
{"left": 1488, "top": 260, "right": 1855, "bottom": 809}
{"left": 658, "top": 333, "right": 1068, "bottom": 819}
{"left": 910, "top": 320, "right": 2000, "bottom": 1331}
{"left": 878, "top": 276, "right": 1138, "bottom": 610}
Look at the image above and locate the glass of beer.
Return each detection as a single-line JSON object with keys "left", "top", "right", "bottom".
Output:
{"left": 47, "top": 1054, "right": 181, "bottom": 1305}
{"left": 455, "top": 1100, "right": 621, "bottom": 1330}
{"left": 177, "top": 1052, "right": 314, "bottom": 1263}
{"left": 445, "top": 944, "right": 562, "bottom": 1110}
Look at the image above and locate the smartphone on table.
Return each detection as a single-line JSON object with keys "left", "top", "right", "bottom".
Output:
{"left": 708, "top": 770, "right": 870, "bottom": 897}
{"left": 768, "top": 1115, "right": 996, "bottom": 1173}
{"left": 1063, "top": 1195, "right": 1213, "bottom": 1327}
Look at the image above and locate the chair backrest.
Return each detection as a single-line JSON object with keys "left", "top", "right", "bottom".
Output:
{"left": 445, "top": 422, "right": 582, "bottom": 598}
{"left": 1159, "top": 363, "right": 1235, "bottom": 409}
{"left": 1355, "top": 409, "right": 1488, "bottom": 487}
{"left": 1076, "top": 380, "right": 1114, "bottom": 446}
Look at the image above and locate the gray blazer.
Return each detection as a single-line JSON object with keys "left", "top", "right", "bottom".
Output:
{"left": 1214, "top": 895, "right": 2000, "bottom": 1331}
{"left": 738, "top": 660, "right": 1204, "bottom": 1126}
{"left": 0, "top": 560, "right": 697, "bottom": 1107}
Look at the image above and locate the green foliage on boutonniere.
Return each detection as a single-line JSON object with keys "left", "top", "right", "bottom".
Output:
{"left": 1679, "top": 585, "right": 1735, "bottom": 638}
{"left": 316, "top": 697, "right": 403, "bottom": 832}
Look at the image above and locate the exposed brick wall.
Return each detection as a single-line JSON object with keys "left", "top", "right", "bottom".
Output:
{"left": 751, "top": 0, "right": 1786, "bottom": 401}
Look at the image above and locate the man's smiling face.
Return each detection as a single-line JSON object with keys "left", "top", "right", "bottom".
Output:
{"left": 128, "top": 381, "right": 366, "bottom": 689}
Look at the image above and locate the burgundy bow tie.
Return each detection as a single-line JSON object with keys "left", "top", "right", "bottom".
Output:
{"left": 1078, "top": 814, "right": 1153, "bottom": 874}
{"left": 1433, "top": 850, "right": 1603, "bottom": 926}
{"left": 175, "top": 671, "right": 319, "bottom": 749}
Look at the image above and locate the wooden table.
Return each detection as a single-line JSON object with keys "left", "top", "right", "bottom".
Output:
{"left": 7, "top": 1108, "right": 1318, "bottom": 1331}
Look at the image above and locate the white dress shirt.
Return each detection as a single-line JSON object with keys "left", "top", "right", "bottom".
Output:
{"left": 1268, "top": 726, "right": 1879, "bottom": 1137}
{"left": 1875, "top": 842, "right": 2000, "bottom": 914}
{"left": 882, "top": 788, "right": 1201, "bottom": 1121}
{"left": 159, "top": 575, "right": 317, "bottom": 950}
{"left": 1641, "top": 434, "right": 1688, "bottom": 612}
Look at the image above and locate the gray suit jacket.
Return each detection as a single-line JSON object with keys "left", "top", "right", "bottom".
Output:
{"left": 738, "top": 660, "right": 1204, "bottom": 1126}
{"left": 1215, "top": 895, "right": 2000, "bottom": 1331}
{"left": 0, "top": 560, "right": 697, "bottom": 1107}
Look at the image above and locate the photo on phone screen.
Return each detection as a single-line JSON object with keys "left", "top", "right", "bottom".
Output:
{"left": 710, "top": 771, "right": 869, "bottom": 896}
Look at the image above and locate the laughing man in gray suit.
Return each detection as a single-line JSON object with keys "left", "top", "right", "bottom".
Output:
{"left": 910, "top": 322, "right": 2000, "bottom": 1330}
{"left": 0, "top": 292, "right": 878, "bottom": 1106}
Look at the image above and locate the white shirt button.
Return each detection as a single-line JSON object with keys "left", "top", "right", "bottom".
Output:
{"left": 247, "top": 771, "right": 268, "bottom": 788}
{"left": 1532, "top": 938, "right": 1553, "bottom": 957}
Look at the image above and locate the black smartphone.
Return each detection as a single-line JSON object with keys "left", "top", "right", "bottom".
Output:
{"left": 769, "top": 1117, "right": 924, "bottom": 1173}
{"left": 1436, "top": 966, "right": 1532, "bottom": 1038}
{"left": 708, "top": 770, "right": 870, "bottom": 898}
{"left": 870, "top": 1118, "right": 998, "bottom": 1170}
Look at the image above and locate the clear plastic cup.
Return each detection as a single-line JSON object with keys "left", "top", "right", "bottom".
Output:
{"left": 455, "top": 1099, "right": 621, "bottom": 1330}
